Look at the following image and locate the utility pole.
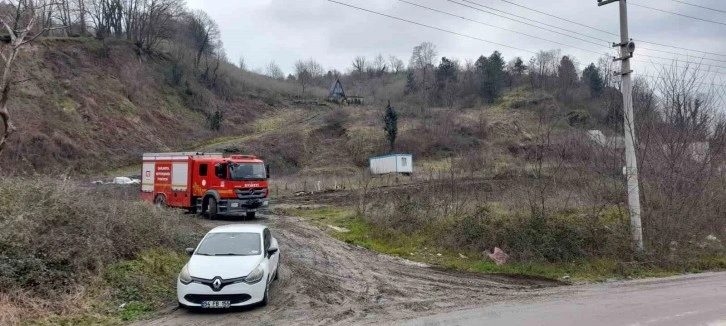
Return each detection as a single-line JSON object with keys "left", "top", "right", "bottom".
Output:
{"left": 598, "top": 0, "right": 644, "bottom": 254}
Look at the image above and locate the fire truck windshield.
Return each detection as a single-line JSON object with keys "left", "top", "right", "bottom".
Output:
{"left": 228, "top": 162, "right": 267, "bottom": 181}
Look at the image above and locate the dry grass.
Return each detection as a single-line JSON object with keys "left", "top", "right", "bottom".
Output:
{"left": 0, "top": 178, "right": 204, "bottom": 324}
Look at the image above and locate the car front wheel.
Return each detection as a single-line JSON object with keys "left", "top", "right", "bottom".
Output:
{"left": 260, "top": 280, "right": 270, "bottom": 306}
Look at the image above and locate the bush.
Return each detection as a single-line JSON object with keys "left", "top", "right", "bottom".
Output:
{"left": 0, "top": 178, "right": 204, "bottom": 300}
{"left": 566, "top": 109, "right": 590, "bottom": 127}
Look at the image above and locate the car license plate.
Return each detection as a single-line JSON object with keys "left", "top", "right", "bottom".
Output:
{"left": 231, "top": 202, "right": 239, "bottom": 208}
{"left": 201, "top": 300, "right": 231, "bottom": 308}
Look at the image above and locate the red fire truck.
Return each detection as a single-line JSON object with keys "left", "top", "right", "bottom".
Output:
{"left": 140, "top": 152, "right": 269, "bottom": 219}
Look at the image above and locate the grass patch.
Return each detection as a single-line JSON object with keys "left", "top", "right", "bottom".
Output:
{"left": 27, "top": 249, "right": 188, "bottom": 325}
{"left": 104, "top": 249, "right": 187, "bottom": 321}
{"left": 280, "top": 206, "right": 724, "bottom": 282}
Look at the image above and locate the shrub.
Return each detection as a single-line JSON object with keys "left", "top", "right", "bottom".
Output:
{"left": 566, "top": 109, "right": 590, "bottom": 127}
{"left": 0, "top": 178, "right": 204, "bottom": 300}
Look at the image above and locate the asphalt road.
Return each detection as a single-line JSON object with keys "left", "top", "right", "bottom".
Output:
{"left": 405, "top": 272, "right": 726, "bottom": 326}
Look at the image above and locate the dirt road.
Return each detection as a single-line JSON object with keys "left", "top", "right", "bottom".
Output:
{"left": 135, "top": 213, "right": 559, "bottom": 326}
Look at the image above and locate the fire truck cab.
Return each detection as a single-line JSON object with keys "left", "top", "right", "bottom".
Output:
{"left": 141, "top": 152, "right": 269, "bottom": 219}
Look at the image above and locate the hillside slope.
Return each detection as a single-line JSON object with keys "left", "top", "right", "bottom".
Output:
{"left": 1, "top": 38, "right": 282, "bottom": 174}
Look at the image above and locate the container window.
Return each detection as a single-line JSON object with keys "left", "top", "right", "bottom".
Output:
{"left": 199, "top": 164, "right": 208, "bottom": 176}
{"left": 401, "top": 157, "right": 407, "bottom": 167}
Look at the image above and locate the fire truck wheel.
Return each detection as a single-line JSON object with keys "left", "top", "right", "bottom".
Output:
{"left": 246, "top": 212, "right": 256, "bottom": 219}
{"left": 154, "top": 194, "right": 167, "bottom": 207}
{"left": 206, "top": 197, "right": 218, "bottom": 220}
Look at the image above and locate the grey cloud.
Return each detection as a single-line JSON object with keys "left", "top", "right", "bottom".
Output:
{"left": 190, "top": 0, "right": 726, "bottom": 78}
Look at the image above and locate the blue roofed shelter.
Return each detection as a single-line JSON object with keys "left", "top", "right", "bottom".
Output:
{"left": 329, "top": 79, "right": 346, "bottom": 102}
{"left": 328, "top": 79, "right": 364, "bottom": 105}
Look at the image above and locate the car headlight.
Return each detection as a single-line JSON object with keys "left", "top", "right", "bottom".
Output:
{"left": 179, "top": 264, "right": 192, "bottom": 285}
{"left": 244, "top": 264, "right": 264, "bottom": 284}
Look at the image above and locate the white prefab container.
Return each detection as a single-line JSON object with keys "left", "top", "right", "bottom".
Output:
{"left": 369, "top": 154, "right": 413, "bottom": 175}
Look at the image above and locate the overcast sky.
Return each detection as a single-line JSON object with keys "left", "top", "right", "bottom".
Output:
{"left": 187, "top": 0, "right": 726, "bottom": 82}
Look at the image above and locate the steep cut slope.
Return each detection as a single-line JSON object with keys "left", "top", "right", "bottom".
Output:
{"left": 1, "top": 38, "right": 276, "bottom": 174}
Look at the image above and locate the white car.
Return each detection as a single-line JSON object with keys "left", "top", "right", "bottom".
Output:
{"left": 177, "top": 224, "right": 280, "bottom": 309}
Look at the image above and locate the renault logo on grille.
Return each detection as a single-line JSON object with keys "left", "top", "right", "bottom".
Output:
{"left": 212, "top": 278, "right": 222, "bottom": 290}
{"left": 249, "top": 189, "right": 255, "bottom": 195}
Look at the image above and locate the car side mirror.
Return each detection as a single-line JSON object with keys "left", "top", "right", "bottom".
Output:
{"left": 268, "top": 238, "right": 278, "bottom": 256}
{"left": 265, "top": 164, "right": 270, "bottom": 179}
{"left": 185, "top": 248, "right": 195, "bottom": 256}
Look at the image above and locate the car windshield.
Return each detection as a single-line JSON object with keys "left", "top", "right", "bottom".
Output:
{"left": 229, "top": 163, "right": 266, "bottom": 180}
{"left": 195, "top": 232, "right": 261, "bottom": 256}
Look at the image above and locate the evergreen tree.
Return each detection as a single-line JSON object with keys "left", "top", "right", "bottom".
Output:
{"left": 557, "top": 56, "right": 578, "bottom": 102}
{"left": 436, "top": 57, "right": 459, "bottom": 104}
{"left": 383, "top": 100, "right": 398, "bottom": 153}
{"left": 436, "top": 57, "right": 459, "bottom": 84}
{"left": 582, "top": 63, "right": 604, "bottom": 97}
{"left": 512, "top": 57, "right": 527, "bottom": 76}
{"left": 476, "top": 51, "right": 506, "bottom": 102}
{"left": 208, "top": 110, "right": 224, "bottom": 131}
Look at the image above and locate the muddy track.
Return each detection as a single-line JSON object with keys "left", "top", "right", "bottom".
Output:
{"left": 136, "top": 214, "right": 561, "bottom": 326}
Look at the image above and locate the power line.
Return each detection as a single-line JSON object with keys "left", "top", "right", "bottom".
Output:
{"left": 635, "top": 73, "right": 726, "bottom": 92}
{"left": 639, "top": 46, "right": 726, "bottom": 64}
{"left": 330, "top": 0, "right": 726, "bottom": 80}
{"left": 637, "top": 40, "right": 726, "bottom": 58}
{"left": 456, "top": 0, "right": 726, "bottom": 59}
{"left": 454, "top": 0, "right": 726, "bottom": 60}
{"left": 454, "top": 0, "right": 611, "bottom": 44}
{"left": 407, "top": 0, "right": 726, "bottom": 76}
{"left": 496, "top": 0, "right": 617, "bottom": 37}
{"left": 446, "top": 0, "right": 609, "bottom": 47}
{"left": 630, "top": 2, "right": 726, "bottom": 26}
{"left": 666, "top": 0, "right": 726, "bottom": 15}
{"left": 400, "top": 0, "right": 726, "bottom": 75}
{"left": 634, "top": 54, "right": 726, "bottom": 73}
{"left": 325, "top": 0, "right": 536, "bottom": 54}
{"left": 399, "top": 0, "right": 604, "bottom": 56}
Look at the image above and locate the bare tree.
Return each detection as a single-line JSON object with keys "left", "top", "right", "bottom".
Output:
{"left": 265, "top": 61, "right": 284, "bottom": 80}
{"left": 74, "top": 0, "right": 86, "bottom": 35}
{"left": 598, "top": 54, "right": 616, "bottom": 88}
{"left": 372, "top": 53, "right": 386, "bottom": 76}
{"left": 532, "top": 49, "right": 560, "bottom": 90}
{"left": 131, "top": 0, "right": 182, "bottom": 53}
{"left": 238, "top": 55, "right": 246, "bottom": 71}
{"left": 352, "top": 55, "right": 366, "bottom": 76}
{"left": 295, "top": 58, "right": 323, "bottom": 95}
{"left": 295, "top": 60, "right": 313, "bottom": 95}
{"left": 655, "top": 61, "right": 715, "bottom": 137}
{"left": 409, "top": 42, "right": 437, "bottom": 102}
{"left": 388, "top": 55, "right": 404, "bottom": 74}
{"left": 201, "top": 48, "right": 224, "bottom": 86}
{"left": 186, "top": 9, "right": 220, "bottom": 67}
{"left": 636, "top": 62, "right": 726, "bottom": 253}
{"left": 0, "top": 0, "right": 57, "bottom": 157}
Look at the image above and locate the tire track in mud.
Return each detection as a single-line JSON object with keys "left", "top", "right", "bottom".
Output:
{"left": 136, "top": 213, "right": 561, "bottom": 326}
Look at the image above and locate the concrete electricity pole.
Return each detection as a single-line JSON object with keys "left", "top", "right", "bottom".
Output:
{"left": 598, "top": 0, "right": 644, "bottom": 254}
